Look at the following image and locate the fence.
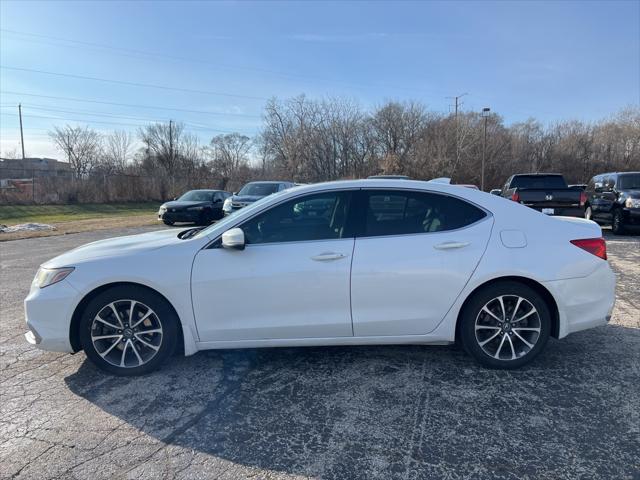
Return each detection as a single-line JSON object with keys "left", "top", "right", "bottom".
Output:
{"left": 0, "top": 168, "right": 233, "bottom": 205}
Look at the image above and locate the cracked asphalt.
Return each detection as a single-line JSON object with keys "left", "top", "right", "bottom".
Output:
{"left": 1, "top": 226, "right": 639, "bottom": 480}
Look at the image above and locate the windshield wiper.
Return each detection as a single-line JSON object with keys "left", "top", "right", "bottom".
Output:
{"left": 178, "top": 226, "right": 205, "bottom": 240}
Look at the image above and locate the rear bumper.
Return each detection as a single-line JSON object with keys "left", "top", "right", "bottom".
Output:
{"left": 542, "top": 262, "right": 616, "bottom": 339}
{"left": 527, "top": 206, "right": 584, "bottom": 217}
{"left": 24, "top": 280, "right": 79, "bottom": 353}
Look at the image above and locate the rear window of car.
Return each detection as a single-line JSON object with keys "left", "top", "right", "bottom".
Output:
{"left": 363, "top": 190, "right": 486, "bottom": 237}
{"left": 510, "top": 175, "right": 568, "bottom": 189}
{"left": 238, "top": 183, "right": 280, "bottom": 196}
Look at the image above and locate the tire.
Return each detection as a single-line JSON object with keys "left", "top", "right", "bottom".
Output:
{"left": 79, "top": 285, "right": 179, "bottom": 376}
{"left": 163, "top": 220, "right": 174, "bottom": 226}
{"left": 584, "top": 206, "right": 592, "bottom": 221}
{"left": 611, "top": 209, "right": 625, "bottom": 235}
{"left": 459, "top": 281, "right": 551, "bottom": 369}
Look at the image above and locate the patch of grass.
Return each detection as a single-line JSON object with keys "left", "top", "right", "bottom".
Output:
{"left": 0, "top": 202, "right": 159, "bottom": 225}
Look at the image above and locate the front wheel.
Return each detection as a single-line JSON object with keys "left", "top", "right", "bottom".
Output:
{"left": 611, "top": 209, "right": 625, "bottom": 235}
{"left": 79, "top": 285, "right": 178, "bottom": 376}
{"left": 459, "top": 281, "right": 551, "bottom": 369}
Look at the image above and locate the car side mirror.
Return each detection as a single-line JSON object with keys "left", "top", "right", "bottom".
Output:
{"left": 490, "top": 189, "right": 502, "bottom": 196}
{"left": 221, "top": 228, "right": 245, "bottom": 250}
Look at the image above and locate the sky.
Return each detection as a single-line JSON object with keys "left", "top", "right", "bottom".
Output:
{"left": 1, "top": 0, "right": 639, "bottom": 159}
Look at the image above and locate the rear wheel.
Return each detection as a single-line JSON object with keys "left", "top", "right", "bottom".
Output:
{"left": 459, "top": 281, "right": 551, "bottom": 369}
{"left": 612, "top": 209, "right": 625, "bottom": 235}
{"left": 79, "top": 286, "right": 178, "bottom": 376}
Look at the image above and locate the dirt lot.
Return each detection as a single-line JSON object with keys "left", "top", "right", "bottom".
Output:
{"left": 1, "top": 226, "right": 638, "bottom": 479}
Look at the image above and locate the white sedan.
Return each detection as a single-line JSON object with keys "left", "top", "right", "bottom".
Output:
{"left": 25, "top": 179, "right": 616, "bottom": 375}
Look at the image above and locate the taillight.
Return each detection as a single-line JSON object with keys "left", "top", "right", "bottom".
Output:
{"left": 511, "top": 192, "right": 520, "bottom": 202}
{"left": 579, "top": 191, "right": 587, "bottom": 207}
{"left": 570, "top": 238, "right": 607, "bottom": 260}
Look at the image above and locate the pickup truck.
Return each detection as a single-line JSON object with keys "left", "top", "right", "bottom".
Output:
{"left": 498, "top": 173, "right": 586, "bottom": 217}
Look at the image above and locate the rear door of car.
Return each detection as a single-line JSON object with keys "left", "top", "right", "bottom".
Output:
{"left": 349, "top": 189, "right": 493, "bottom": 337}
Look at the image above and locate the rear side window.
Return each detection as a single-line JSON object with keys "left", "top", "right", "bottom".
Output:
{"left": 363, "top": 190, "right": 486, "bottom": 237}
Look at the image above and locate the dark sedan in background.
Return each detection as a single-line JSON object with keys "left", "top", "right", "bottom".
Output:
{"left": 158, "top": 189, "right": 231, "bottom": 226}
{"left": 222, "top": 181, "right": 294, "bottom": 215}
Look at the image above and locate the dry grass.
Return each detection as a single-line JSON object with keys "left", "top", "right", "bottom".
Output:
{"left": 0, "top": 216, "right": 159, "bottom": 242}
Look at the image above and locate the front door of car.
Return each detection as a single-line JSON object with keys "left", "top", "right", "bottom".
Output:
{"left": 192, "top": 190, "right": 356, "bottom": 342}
{"left": 350, "top": 189, "right": 493, "bottom": 337}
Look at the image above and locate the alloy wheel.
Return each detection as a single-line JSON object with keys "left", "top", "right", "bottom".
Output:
{"left": 90, "top": 299, "right": 163, "bottom": 368}
{"left": 474, "top": 295, "right": 541, "bottom": 361}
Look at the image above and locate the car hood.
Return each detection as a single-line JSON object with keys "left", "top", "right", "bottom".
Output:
{"left": 162, "top": 200, "right": 210, "bottom": 209}
{"left": 231, "top": 195, "right": 264, "bottom": 203}
{"left": 43, "top": 229, "right": 182, "bottom": 267}
{"left": 624, "top": 189, "right": 640, "bottom": 199}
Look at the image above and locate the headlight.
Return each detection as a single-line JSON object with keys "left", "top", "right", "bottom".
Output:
{"left": 625, "top": 197, "right": 640, "bottom": 208}
{"left": 187, "top": 206, "right": 205, "bottom": 211}
{"left": 158, "top": 205, "right": 167, "bottom": 213}
{"left": 223, "top": 198, "right": 233, "bottom": 211}
{"left": 33, "top": 267, "right": 74, "bottom": 288}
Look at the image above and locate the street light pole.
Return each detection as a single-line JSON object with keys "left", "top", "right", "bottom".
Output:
{"left": 481, "top": 107, "right": 491, "bottom": 191}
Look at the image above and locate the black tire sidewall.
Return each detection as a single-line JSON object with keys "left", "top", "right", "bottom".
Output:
{"left": 612, "top": 210, "right": 625, "bottom": 235}
{"left": 163, "top": 220, "right": 174, "bottom": 226}
{"left": 79, "top": 285, "right": 178, "bottom": 376}
{"left": 459, "top": 281, "right": 551, "bottom": 369}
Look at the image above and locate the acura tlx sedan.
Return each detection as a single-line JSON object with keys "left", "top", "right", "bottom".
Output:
{"left": 25, "top": 179, "right": 616, "bottom": 376}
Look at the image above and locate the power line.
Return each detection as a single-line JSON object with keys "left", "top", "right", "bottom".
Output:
{"left": 0, "top": 112, "right": 243, "bottom": 134}
{"left": 3, "top": 104, "right": 217, "bottom": 129}
{"left": 0, "top": 90, "right": 262, "bottom": 118}
{"left": 0, "top": 65, "right": 267, "bottom": 101}
{"left": 0, "top": 28, "right": 455, "bottom": 98}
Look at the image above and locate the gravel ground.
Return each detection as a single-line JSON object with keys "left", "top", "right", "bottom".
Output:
{"left": 1, "top": 226, "right": 639, "bottom": 480}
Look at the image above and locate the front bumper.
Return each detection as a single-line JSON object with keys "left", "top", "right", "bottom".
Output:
{"left": 158, "top": 210, "right": 202, "bottom": 222}
{"left": 24, "top": 279, "right": 79, "bottom": 353}
{"left": 621, "top": 207, "right": 640, "bottom": 226}
{"left": 542, "top": 261, "right": 616, "bottom": 338}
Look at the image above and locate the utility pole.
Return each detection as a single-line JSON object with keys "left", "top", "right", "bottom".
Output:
{"left": 18, "top": 103, "right": 26, "bottom": 160}
{"left": 481, "top": 107, "right": 491, "bottom": 192}
{"left": 446, "top": 93, "right": 468, "bottom": 176}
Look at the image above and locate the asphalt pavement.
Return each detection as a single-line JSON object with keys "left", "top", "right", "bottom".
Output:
{"left": 1, "top": 225, "right": 639, "bottom": 479}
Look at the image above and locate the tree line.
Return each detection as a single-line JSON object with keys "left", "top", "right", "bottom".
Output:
{"left": 47, "top": 96, "right": 639, "bottom": 195}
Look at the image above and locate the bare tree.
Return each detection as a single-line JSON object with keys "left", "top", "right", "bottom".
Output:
{"left": 209, "top": 133, "right": 252, "bottom": 189}
{"left": 138, "top": 122, "right": 185, "bottom": 175}
{"left": 49, "top": 125, "right": 102, "bottom": 178}
{"left": 102, "top": 130, "right": 133, "bottom": 173}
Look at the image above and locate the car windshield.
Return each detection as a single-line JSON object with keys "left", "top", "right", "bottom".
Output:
{"left": 238, "top": 183, "right": 280, "bottom": 196}
{"left": 511, "top": 175, "right": 568, "bottom": 189}
{"left": 618, "top": 174, "right": 640, "bottom": 190}
{"left": 178, "top": 191, "right": 214, "bottom": 202}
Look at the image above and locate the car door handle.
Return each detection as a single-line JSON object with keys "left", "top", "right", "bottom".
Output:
{"left": 434, "top": 241, "right": 470, "bottom": 250}
{"left": 311, "top": 252, "right": 347, "bottom": 261}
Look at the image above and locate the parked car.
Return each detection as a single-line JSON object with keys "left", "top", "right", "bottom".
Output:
{"left": 223, "top": 181, "right": 294, "bottom": 215}
{"left": 498, "top": 173, "right": 586, "bottom": 217}
{"left": 584, "top": 172, "right": 640, "bottom": 234}
{"left": 158, "top": 189, "right": 230, "bottom": 226}
{"left": 25, "top": 179, "right": 615, "bottom": 376}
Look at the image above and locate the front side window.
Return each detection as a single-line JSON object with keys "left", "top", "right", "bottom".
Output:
{"left": 618, "top": 174, "right": 640, "bottom": 190}
{"left": 363, "top": 190, "right": 486, "bottom": 237}
{"left": 241, "top": 191, "right": 353, "bottom": 245}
